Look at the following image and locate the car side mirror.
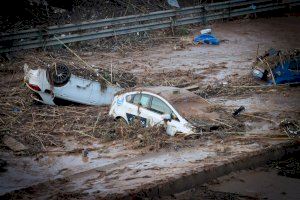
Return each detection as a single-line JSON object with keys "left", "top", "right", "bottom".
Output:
{"left": 162, "top": 114, "right": 171, "bottom": 122}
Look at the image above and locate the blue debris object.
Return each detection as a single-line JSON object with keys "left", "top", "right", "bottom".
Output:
{"left": 193, "top": 34, "right": 220, "bottom": 45}
{"left": 12, "top": 107, "right": 21, "bottom": 113}
{"left": 253, "top": 49, "right": 300, "bottom": 84}
{"left": 167, "top": 0, "right": 180, "bottom": 8}
{"left": 271, "top": 57, "right": 300, "bottom": 84}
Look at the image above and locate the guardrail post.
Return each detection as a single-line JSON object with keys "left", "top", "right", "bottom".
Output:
{"left": 228, "top": 1, "right": 232, "bottom": 20}
{"left": 202, "top": 5, "right": 207, "bottom": 25}
{"left": 170, "top": 8, "right": 179, "bottom": 35}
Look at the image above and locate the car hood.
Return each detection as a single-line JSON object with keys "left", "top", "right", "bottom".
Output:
{"left": 170, "top": 96, "right": 220, "bottom": 125}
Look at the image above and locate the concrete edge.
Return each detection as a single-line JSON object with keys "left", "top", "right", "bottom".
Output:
{"left": 120, "top": 141, "right": 300, "bottom": 199}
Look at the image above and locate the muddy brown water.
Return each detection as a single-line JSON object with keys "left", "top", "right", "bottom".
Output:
{"left": 162, "top": 153, "right": 300, "bottom": 200}
{"left": 1, "top": 139, "right": 297, "bottom": 199}
{"left": 0, "top": 140, "right": 139, "bottom": 195}
{"left": 85, "top": 16, "right": 300, "bottom": 85}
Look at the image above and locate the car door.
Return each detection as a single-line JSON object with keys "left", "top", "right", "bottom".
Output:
{"left": 124, "top": 93, "right": 152, "bottom": 127}
{"left": 136, "top": 93, "right": 154, "bottom": 127}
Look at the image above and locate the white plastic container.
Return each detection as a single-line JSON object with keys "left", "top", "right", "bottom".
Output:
{"left": 252, "top": 69, "right": 264, "bottom": 79}
{"left": 200, "top": 28, "right": 212, "bottom": 34}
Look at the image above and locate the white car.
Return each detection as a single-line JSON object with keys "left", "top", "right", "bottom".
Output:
{"left": 24, "top": 64, "right": 121, "bottom": 105}
{"left": 109, "top": 86, "right": 220, "bottom": 136}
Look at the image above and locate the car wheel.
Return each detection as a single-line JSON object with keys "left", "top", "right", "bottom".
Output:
{"left": 48, "top": 64, "right": 71, "bottom": 87}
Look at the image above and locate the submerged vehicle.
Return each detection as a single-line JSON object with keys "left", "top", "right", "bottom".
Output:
{"left": 109, "top": 86, "right": 221, "bottom": 136}
{"left": 252, "top": 48, "right": 300, "bottom": 84}
{"left": 24, "top": 64, "right": 121, "bottom": 105}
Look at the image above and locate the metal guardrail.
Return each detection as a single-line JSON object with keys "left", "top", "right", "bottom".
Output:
{"left": 0, "top": 0, "right": 299, "bottom": 53}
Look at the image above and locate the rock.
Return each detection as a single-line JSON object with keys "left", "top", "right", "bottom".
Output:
{"left": 2, "top": 135, "right": 28, "bottom": 152}
{"left": 82, "top": 149, "right": 89, "bottom": 157}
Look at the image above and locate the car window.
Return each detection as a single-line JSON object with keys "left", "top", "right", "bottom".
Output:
{"left": 140, "top": 94, "right": 151, "bottom": 108}
{"left": 132, "top": 94, "right": 141, "bottom": 105}
{"left": 131, "top": 93, "right": 151, "bottom": 108}
{"left": 126, "top": 94, "right": 134, "bottom": 103}
{"left": 150, "top": 97, "right": 172, "bottom": 115}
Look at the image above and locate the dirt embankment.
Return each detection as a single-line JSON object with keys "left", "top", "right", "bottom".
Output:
{"left": 0, "top": 0, "right": 207, "bottom": 32}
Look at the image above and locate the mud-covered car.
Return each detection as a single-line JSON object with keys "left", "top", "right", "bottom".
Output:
{"left": 109, "top": 86, "right": 220, "bottom": 136}
{"left": 24, "top": 64, "right": 121, "bottom": 105}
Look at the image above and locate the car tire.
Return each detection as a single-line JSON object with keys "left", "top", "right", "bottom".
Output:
{"left": 48, "top": 64, "right": 71, "bottom": 87}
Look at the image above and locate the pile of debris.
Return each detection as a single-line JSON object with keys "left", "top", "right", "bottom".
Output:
{"left": 22, "top": 52, "right": 137, "bottom": 88}
{"left": 0, "top": 72, "right": 172, "bottom": 154}
{"left": 197, "top": 74, "right": 259, "bottom": 98}
{"left": 252, "top": 48, "right": 300, "bottom": 84}
{"left": 114, "top": 120, "right": 168, "bottom": 149}
{"left": 269, "top": 153, "right": 300, "bottom": 179}
{"left": 0, "top": 101, "right": 169, "bottom": 154}
{"left": 280, "top": 119, "right": 300, "bottom": 138}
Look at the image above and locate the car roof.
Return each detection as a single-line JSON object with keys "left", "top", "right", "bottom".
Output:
{"left": 140, "top": 86, "right": 195, "bottom": 98}
{"left": 120, "top": 86, "right": 208, "bottom": 103}
{"left": 122, "top": 86, "right": 196, "bottom": 101}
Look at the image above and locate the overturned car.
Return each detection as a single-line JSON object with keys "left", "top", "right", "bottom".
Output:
{"left": 109, "top": 86, "right": 225, "bottom": 136}
{"left": 252, "top": 48, "right": 300, "bottom": 84}
{"left": 24, "top": 64, "right": 136, "bottom": 105}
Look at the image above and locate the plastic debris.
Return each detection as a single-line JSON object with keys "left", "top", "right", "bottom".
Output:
{"left": 200, "top": 28, "right": 212, "bottom": 34}
{"left": 12, "top": 107, "right": 21, "bottom": 113}
{"left": 167, "top": 0, "right": 180, "bottom": 8}
{"left": 193, "top": 33, "right": 220, "bottom": 45}
{"left": 233, "top": 106, "right": 245, "bottom": 117}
